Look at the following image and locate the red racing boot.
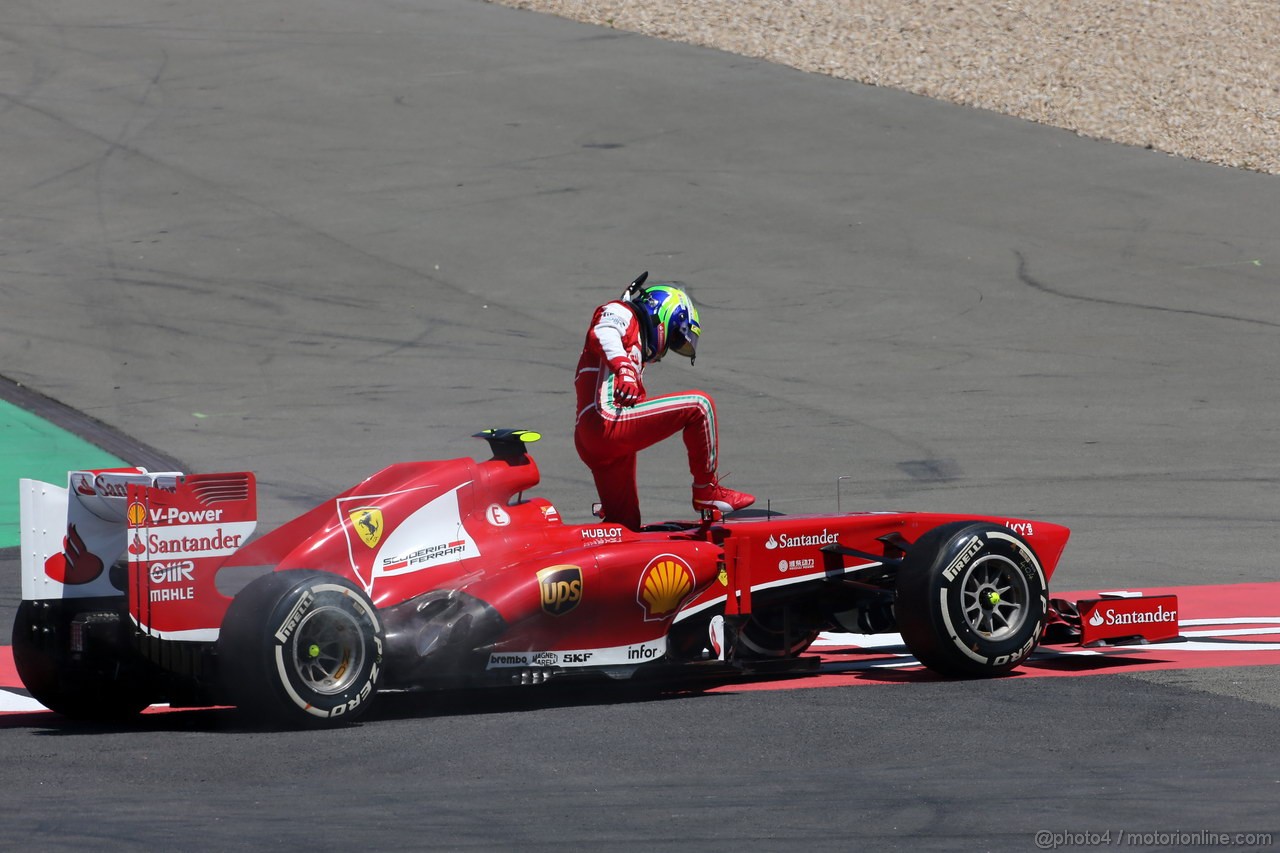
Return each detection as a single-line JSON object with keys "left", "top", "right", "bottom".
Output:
{"left": 692, "top": 478, "right": 755, "bottom": 514}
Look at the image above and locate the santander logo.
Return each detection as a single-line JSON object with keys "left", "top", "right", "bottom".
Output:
{"left": 764, "top": 530, "right": 840, "bottom": 550}
{"left": 1094, "top": 605, "right": 1177, "bottom": 626}
{"left": 43, "top": 524, "right": 105, "bottom": 585}
{"left": 1079, "top": 594, "right": 1180, "bottom": 644}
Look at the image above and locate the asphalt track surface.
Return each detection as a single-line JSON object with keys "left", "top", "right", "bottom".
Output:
{"left": 1, "top": 1, "right": 1278, "bottom": 850}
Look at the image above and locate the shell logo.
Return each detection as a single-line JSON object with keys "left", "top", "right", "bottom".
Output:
{"left": 637, "top": 555, "right": 695, "bottom": 621}
{"left": 127, "top": 502, "right": 147, "bottom": 526}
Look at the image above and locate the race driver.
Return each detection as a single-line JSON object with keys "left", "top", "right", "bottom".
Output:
{"left": 574, "top": 272, "right": 755, "bottom": 531}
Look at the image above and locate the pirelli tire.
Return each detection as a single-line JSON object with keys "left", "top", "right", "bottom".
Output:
{"left": 11, "top": 599, "right": 155, "bottom": 721}
{"left": 895, "top": 522, "right": 1048, "bottom": 678}
{"left": 736, "top": 609, "right": 821, "bottom": 659}
{"left": 218, "top": 570, "right": 383, "bottom": 728}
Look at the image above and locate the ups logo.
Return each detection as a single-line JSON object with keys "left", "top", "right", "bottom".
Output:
{"left": 537, "top": 565, "right": 583, "bottom": 616}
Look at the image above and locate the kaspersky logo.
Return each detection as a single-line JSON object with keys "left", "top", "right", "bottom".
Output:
{"left": 637, "top": 556, "right": 695, "bottom": 621}
{"left": 349, "top": 507, "right": 384, "bottom": 549}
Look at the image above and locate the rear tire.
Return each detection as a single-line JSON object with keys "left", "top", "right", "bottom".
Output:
{"left": 668, "top": 607, "right": 821, "bottom": 661}
{"left": 217, "top": 571, "right": 383, "bottom": 728}
{"left": 736, "top": 610, "right": 820, "bottom": 659}
{"left": 11, "top": 600, "right": 154, "bottom": 721}
{"left": 896, "top": 522, "right": 1047, "bottom": 677}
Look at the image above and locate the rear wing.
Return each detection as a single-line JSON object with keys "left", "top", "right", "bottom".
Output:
{"left": 19, "top": 468, "right": 257, "bottom": 641}
{"left": 20, "top": 468, "right": 185, "bottom": 601}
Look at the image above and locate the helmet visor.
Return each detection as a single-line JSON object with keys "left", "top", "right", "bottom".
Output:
{"left": 669, "top": 322, "right": 698, "bottom": 359}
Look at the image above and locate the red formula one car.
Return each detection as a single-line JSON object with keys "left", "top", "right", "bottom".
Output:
{"left": 12, "top": 430, "right": 1159, "bottom": 727}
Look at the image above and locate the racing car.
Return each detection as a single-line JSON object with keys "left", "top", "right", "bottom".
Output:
{"left": 15, "top": 429, "right": 1127, "bottom": 727}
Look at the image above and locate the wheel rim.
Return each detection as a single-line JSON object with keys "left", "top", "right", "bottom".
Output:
{"left": 959, "top": 555, "right": 1029, "bottom": 640}
{"left": 290, "top": 605, "right": 366, "bottom": 695}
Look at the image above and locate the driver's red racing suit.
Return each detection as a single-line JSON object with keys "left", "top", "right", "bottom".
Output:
{"left": 574, "top": 300, "right": 718, "bottom": 531}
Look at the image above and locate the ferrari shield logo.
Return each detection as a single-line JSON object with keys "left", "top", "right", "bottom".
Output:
{"left": 349, "top": 507, "right": 384, "bottom": 549}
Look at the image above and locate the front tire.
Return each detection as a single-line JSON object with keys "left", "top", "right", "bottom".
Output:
{"left": 217, "top": 571, "right": 383, "bottom": 728}
{"left": 896, "top": 523, "right": 1047, "bottom": 677}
